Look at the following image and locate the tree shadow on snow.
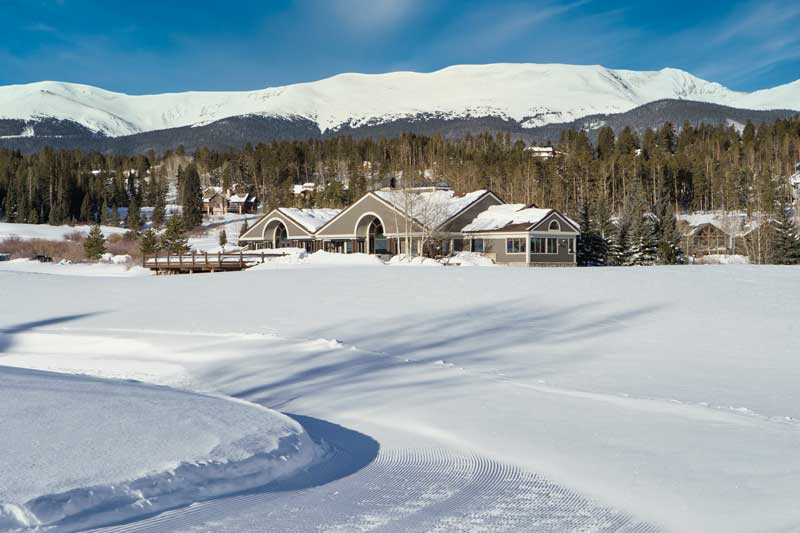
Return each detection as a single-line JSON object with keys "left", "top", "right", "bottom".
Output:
{"left": 0, "top": 312, "right": 104, "bottom": 354}
{"left": 207, "top": 299, "right": 665, "bottom": 410}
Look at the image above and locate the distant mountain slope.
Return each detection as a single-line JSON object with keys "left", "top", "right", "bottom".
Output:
{"left": 0, "top": 99, "right": 796, "bottom": 154}
{"left": 1, "top": 63, "right": 798, "bottom": 140}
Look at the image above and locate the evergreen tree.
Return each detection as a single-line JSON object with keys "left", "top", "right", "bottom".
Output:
{"left": 771, "top": 203, "right": 800, "bottom": 265}
{"left": 630, "top": 213, "right": 659, "bottom": 266}
{"left": 80, "top": 193, "right": 92, "bottom": 223}
{"left": 610, "top": 207, "right": 633, "bottom": 266}
{"left": 238, "top": 218, "right": 249, "bottom": 241}
{"left": 181, "top": 163, "right": 203, "bottom": 228}
{"left": 151, "top": 188, "right": 166, "bottom": 228}
{"left": 655, "top": 195, "right": 685, "bottom": 264}
{"left": 219, "top": 228, "right": 227, "bottom": 249}
{"left": 48, "top": 203, "right": 64, "bottom": 226}
{"left": 139, "top": 228, "right": 160, "bottom": 256}
{"left": 110, "top": 205, "right": 120, "bottom": 227}
{"left": 100, "top": 199, "right": 109, "bottom": 225}
{"left": 576, "top": 198, "right": 605, "bottom": 266}
{"left": 83, "top": 224, "right": 106, "bottom": 259}
{"left": 160, "top": 214, "right": 189, "bottom": 254}
{"left": 126, "top": 195, "right": 141, "bottom": 232}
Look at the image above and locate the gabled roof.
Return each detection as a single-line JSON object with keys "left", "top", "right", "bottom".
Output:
{"left": 372, "top": 189, "right": 492, "bottom": 230}
{"left": 463, "top": 204, "right": 578, "bottom": 233}
{"left": 277, "top": 208, "right": 341, "bottom": 233}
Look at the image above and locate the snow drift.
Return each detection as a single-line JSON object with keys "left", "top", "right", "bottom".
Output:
{"left": 0, "top": 366, "right": 321, "bottom": 531}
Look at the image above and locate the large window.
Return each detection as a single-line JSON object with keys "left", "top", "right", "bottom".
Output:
{"left": 472, "top": 239, "right": 484, "bottom": 253}
{"left": 370, "top": 219, "right": 390, "bottom": 254}
{"left": 506, "top": 238, "right": 526, "bottom": 254}
{"left": 531, "top": 237, "right": 558, "bottom": 254}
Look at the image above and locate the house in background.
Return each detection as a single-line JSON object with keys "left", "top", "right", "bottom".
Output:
{"left": 462, "top": 204, "right": 579, "bottom": 266}
{"left": 313, "top": 187, "right": 503, "bottom": 256}
{"left": 203, "top": 187, "right": 228, "bottom": 216}
{"left": 239, "top": 207, "right": 341, "bottom": 252}
{"left": 790, "top": 162, "right": 800, "bottom": 204}
{"left": 202, "top": 185, "right": 258, "bottom": 216}
{"left": 239, "top": 185, "right": 578, "bottom": 266}
{"left": 229, "top": 191, "right": 258, "bottom": 214}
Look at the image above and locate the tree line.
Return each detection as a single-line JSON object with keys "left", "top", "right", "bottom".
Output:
{"left": 1, "top": 117, "right": 799, "bottom": 263}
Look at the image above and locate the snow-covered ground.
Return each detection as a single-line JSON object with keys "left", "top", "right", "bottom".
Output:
{"left": 0, "top": 258, "right": 151, "bottom": 277}
{"left": 0, "top": 366, "right": 319, "bottom": 531}
{"left": 188, "top": 213, "right": 259, "bottom": 252}
{"left": 1, "top": 265, "right": 799, "bottom": 531}
{"left": 0, "top": 222, "right": 128, "bottom": 241}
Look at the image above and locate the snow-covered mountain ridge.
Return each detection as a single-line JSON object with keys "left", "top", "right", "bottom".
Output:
{"left": 1, "top": 64, "right": 798, "bottom": 138}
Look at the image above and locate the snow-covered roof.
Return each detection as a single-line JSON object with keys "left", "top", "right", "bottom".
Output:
{"left": 229, "top": 193, "right": 254, "bottom": 203}
{"left": 373, "top": 189, "right": 488, "bottom": 228}
{"left": 278, "top": 208, "right": 341, "bottom": 232}
{"left": 462, "top": 204, "right": 554, "bottom": 232}
{"left": 677, "top": 212, "right": 748, "bottom": 236}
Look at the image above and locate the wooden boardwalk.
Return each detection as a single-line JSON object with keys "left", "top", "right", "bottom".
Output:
{"left": 143, "top": 251, "right": 286, "bottom": 274}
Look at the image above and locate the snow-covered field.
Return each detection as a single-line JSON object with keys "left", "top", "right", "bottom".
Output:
{"left": 0, "top": 222, "right": 128, "bottom": 241}
{"left": 1, "top": 265, "right": 799, "bottom": 532}
{"left": 0, "top": 367, "right": 319, "bottom": 531}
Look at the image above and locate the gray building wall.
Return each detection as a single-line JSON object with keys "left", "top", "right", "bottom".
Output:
{"left": 316, "top": 194, "right": 423, "bottom": 237}
{"left": 240, "top": 209, "right": 311, "bottom": 241}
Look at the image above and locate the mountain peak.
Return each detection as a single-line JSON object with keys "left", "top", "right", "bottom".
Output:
{"left": 0, "top": 63, "right": 798, "bottom": 138}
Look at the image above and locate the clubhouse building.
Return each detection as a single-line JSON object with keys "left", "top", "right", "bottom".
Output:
{"left": 239, "top": 185, "right": 579, "bottom": 266}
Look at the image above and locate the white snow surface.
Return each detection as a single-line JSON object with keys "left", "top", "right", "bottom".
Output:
{"left": 462, "top": 203, "right": 554, "bottom": 231}
{"left": 277, "top": 207, "right": 342, "bottom": 232}
{"left": 0, "top": 366, "right": 319, "bottom": 531}
{"left": 0, "top": 258, "right": 151, "bottom": 277}
{"left": 0, "top": 222, "right": 128, "bottom": 241}
{"left": 1, "top": 265, "right": 800, "bottom": 531}
{"left": 4, "top": 64, "right": 797, "bottom": 137}
{"left": 374, "top": 189, "right": 488, "bottom": 228}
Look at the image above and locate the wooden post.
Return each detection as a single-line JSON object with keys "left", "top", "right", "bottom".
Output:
{"left": 239, "top": 251, "right": 243, "bottom": 268}
{"left": 204, "top": 251, "right": 208, "bottom": 268}
{"left": 192, "top": 251, "right": 196, "bottom": 268}
{"left": 167, "top": 251, "right": 170, "bottom": 267}
{"left": 261, "top": 252, "right": 265, "bottom": 263}
{"left": 218, "top": 252, "right": 222, "bottom": 268}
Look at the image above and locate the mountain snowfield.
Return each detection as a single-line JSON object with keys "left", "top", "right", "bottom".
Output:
{"left": 1, "top": 63, "right": 799, "bottom": 137}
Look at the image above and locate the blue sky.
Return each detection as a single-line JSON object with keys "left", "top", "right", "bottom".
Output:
{"left": 1, "top": 0, "right": 799, "bottom": 93}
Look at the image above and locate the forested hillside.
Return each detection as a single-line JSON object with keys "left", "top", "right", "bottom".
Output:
{"left": 3, "top": 118, "right": 798, "bottom": 220}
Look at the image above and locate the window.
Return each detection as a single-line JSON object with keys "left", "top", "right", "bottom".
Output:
{"left": 472, "top": 239, "right": 484, "bottom": 253}
{"left": 568, "top": 238, "right": 575, "bottom": 254}
{"left": 506, "top": 238, "right": 526, "bottom": 254}
{"left": 549, "top": 220, "right": 561, "bottom": 231}
{"left": 531, "top": 237, "right": 558, "bottom": 254}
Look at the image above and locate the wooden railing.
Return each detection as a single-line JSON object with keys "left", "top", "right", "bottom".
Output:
{"left": 143, "top": 250, "right": 286, "bottom": 271}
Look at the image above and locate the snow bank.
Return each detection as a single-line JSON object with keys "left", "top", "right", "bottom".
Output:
{"left": 0, "top": 258, "right": 151, "bottom": 277}
{"left": 0, "top": 222, "right": 127, "bottom": 241}
{"left": 304, "top": 251, "right": 385, "bottom": 266}
{"left": 388, "top": 254, "right": 442, "bottom": 267}
{"left": 442, "top": 251, "right": 496, "bottom": 267}
{"left": 0, "top": 366, "right": 320, "bottom": 531}
{"left": 693, "top": 254, "right": 750, "bottom": 265}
